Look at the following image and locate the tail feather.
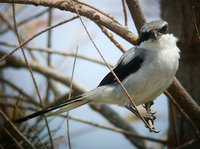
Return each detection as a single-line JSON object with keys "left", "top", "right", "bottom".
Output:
{"left": 47, "top": 99, "right": 91, "bottom": 117}
{"left": 14, "top": 94, "right": 90, "bottom": 123}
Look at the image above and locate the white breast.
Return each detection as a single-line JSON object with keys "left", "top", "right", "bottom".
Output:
{"left": 92, "top": 34, "right": 180, "bottom": 107}
{"left": 112, "top": 34, "right": 180, "bottom": 106}
{"left": 127, "top": 34, "right": 180, "bottom": 105}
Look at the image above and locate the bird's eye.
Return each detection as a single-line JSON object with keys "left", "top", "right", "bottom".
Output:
{"left": 141, "top": 32, "right": 151, "bottom": 38}
{"left": 138, "top": 32, "right": 151, "bottom": 44}
{"left": 159, "top": 25, "right": 168, "bottom": 34}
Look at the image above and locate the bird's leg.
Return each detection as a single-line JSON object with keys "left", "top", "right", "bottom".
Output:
{"left": 143, "top": 101, "right": 158, "bottom": 132}
{"left": 126, "top": 103, "right": 159, "bottom": 133}
{"left": 143, "top": 101, "right": 156, "bottom": 121}
{"left": 125, "top": 104, "right": 140, "bottom": 118}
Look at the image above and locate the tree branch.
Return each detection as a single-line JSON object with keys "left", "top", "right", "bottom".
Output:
{"left": 0, "top": 109, "right": 36, "bottom": 149}
{"left": 0, "top": 0, "right": 138, "bottom": 44}
{"left": 167, "top": 78, "right": 200, "bottom": 131}
{"left": 125, "top": 0, "right": 146, "bottom": 33}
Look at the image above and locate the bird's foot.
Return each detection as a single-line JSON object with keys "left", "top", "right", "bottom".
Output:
{"left": 143, "top": 101, "right": 160, "bottom": 133}
{"left": 126, "top": 102, "right": 160, "bottom": 133}
{"left": 126, "top": 105, "right": 140, "bottom": 117}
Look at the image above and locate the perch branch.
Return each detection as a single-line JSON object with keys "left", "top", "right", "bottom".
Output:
{"left": 0, "top": 0, "right": 138, "bottom": 44}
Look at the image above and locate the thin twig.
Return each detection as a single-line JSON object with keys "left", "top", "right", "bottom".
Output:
{"left": 45, "top": 8, "right": 53, "bottom": 103}
{"left": 0, "top": 41, "right": 113, "bottom": 67}
{"left": 98, "top": 25, "right": 127, "bottom": 53}
{"left": 66, "top": 47, "right": 79, "bottom": 149}
{"left": 0, "top": 8, "right": 49, "bottom": 35}
{"left": 0, "top": 50, "right": 86, "bottom": 94}
{"left": 121, "top": 0, "right": 128, "bottom": 27}
{"left": 174, "top": 138, "right": 199, "bottom": 149}
{"left": 0, "top": 78, "right": 36, "bottom": 104}
{"left": 0, "top": 102, "right": 38, "bottom": 112}
{"left": 0, "top": 125, "right": 24, "bottom": 149}
{"left": 0, "top": 11, "right": 36, "bottom": 60}
{"left": 0, "top": 15, "right": 79, "bottom": 62}
{"left": 12, "top": 4, "right": 54, "bottom": 148}
{"left": 0, "top": 110, "right": 36, "bottom": 149}
{"left": 0, "top": 93, "right": 40, "bottom": 109}
{"left": 0, "top": 0, "right": 138, "bottom": 44}
{"left": 0, "top": 12, "right": 13, "bottom": 32}
{"left": 61, "top": 115, "right": 166, "bottom": 144}
{"left": 192, "top": 6, "right": 200, "bottom": 41}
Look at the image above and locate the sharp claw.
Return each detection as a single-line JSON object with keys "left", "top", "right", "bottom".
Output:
{"left": 126, "top": 103, "right": 159, "bottom": 133}
{"left": 150, "top": 111, "right": 157, "bottom": 115}
{"left": 153, "top": 130, "right": 161, "bottom": 133}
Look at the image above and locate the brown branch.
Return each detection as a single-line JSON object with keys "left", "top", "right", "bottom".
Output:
{"left": 0, "top": 8, "right": 49, "bottom": 35}
{"left": 73, "top": 0, "right": 121, "bottom": 25}
{"left": 98, "top": 25, "right": 127, "bottom": 53}
{"left": 121, "top": 0, "right": 128, "bottom": 27}
{"left": 62, "top": 115, "right": 166, "bottom": 144}
{"left": 0, "top": 41, "right": 113, "bottom": 67}
{"left": 0, "top": 102, "right": 38, "bottom": 112}
{"left": 0, "top": 11, "right": 36, "bottom": 60}
{"left": 0, "top": 110, "right": 36, "bottom": 149}
{"left": 166, "top": 90, "right": 200, "bottom": 138}
{"left": 0, "top": 15, "right": 79, "bottom": 63}
{"left": 0, "top": 0, "right": 138, "bottom": 44}
{"left": 167, "top": 78, "right": 200, "bottom": 132}
{"left": 0, "top": 93, "right": 40, "bottom": 109}
{"left": 0, "top": 78, "right": 36, "bottom": 103}
{"left": 125, "top": 0, "right": 146, "bottom": 33}
{"left": 0, "top": 51, "right": 86, "bottom": 95}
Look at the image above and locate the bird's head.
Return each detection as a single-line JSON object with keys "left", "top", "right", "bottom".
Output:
{"left": 138, "top": 20, "right": 169, "bottom": 45}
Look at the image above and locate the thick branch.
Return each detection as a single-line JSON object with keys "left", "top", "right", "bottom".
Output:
{"left": 167, "top": 78, "right": 200, "bottom": 131}
{"left": 125, "top": 0, "right": 146, "bottom": 33}
{"left": 0, "top": 0, "right": 138, "bottom": 44}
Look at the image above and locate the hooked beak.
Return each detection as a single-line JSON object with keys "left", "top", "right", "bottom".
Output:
{"left": 151, "top": 30, "right": 161, "bottom": 39}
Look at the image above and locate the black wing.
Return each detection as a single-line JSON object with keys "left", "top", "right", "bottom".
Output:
{"left": 99, "top": 48, "right": 146, "bottom": 86}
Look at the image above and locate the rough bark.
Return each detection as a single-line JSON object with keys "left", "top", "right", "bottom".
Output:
{"left": 161, "top": 0, "right": 200, "bottom": 148}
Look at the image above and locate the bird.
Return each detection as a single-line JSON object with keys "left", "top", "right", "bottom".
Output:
{"left": 15, "top": 20, "right": 180, "bottom": 123}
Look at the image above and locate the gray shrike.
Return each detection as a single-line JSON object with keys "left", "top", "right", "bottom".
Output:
{"left": 15, "top": 20, "right": 180, "bottom": 123}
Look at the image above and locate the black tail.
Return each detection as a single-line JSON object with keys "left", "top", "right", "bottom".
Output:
{"left": 14, "top": 95, "right": 90, "bottom": 123}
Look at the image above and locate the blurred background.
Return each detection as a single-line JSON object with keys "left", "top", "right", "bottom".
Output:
{"left": 0, "top": 0, "right": 199, "bottom": 149}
